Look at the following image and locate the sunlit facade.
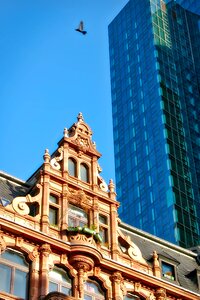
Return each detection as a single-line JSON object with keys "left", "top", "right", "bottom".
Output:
{"left": 0, "top": 114, "right": 199, "bottom": 299}
{"left": 109, "top": 0, "right": 200, "bottom": 247}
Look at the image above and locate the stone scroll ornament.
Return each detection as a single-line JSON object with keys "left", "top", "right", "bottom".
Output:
{"left": 12, "top": 184, "right": 42, "bottom": 216}
{"left": 117, "top": 229, "right": 148, "bottom": 265}
{"left": 97, "top": 163, "right": 108, "bottom": 192}
{"left": 50, "top": 146, "right": 64, "bottom": 170}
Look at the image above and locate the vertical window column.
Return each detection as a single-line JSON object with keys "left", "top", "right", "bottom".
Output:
{"left": 99, "top": 214, "right": 109, "bottom": 246}
{"left": 49, "top": 195, "right": 60, "bottom": 227}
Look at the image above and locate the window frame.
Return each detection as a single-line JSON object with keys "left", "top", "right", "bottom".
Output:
{"left": 68, "top": 157, "right": 77, "bottom": 177}
{"left": 99, "top": 214, "right": 109, "bottom": 247}
{"left": 68, "top": 204, "right": 88, "bottom": 228}
{"left": 160, "top": 257, "right": 179, "bottom": 283}
{"left": 84, "top": 279, "right": 105, "bottom": 300}
{"left": 49, "top": 266, "right": 72, "bottom": 296}
{"left": 80, "top": 163, "right": 90, "bottom": 183}
{"left": 0, "top": 248, "right": 29, "bottom": 299}
{"left": 49, "top": 194, "right": 60, "bottom": 227}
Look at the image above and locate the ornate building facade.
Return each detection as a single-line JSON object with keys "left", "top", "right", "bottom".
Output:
{"left": 0, "top": 114, "right": 200, "bottom": 300}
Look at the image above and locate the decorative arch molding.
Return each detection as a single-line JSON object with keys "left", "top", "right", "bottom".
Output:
{"left": 51, "top": 254, "right": 77, "bottom": 278}
{"left": 125, "top": 289, "right": 146, "bottom": 300}
{"left": 44, "top": 291, "right": 75, "bottom": 300}
{"left": 88, "top": 266, "right": 112, "bottom": 299}
{"left": 124, "top": 282, "right": 156, "bottom": 300}
{"left": 0, "top": 234, "right": 38, "bottom": 261}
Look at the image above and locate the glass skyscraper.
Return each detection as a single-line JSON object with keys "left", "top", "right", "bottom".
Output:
{"left": 108, "top": 0, "right": 200, "bottom": 248}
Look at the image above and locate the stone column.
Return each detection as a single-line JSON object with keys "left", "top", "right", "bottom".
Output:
{"left": 93, "top": 197, "right": 99, "bottom": 231}
{"left": 91, "top": 156, "right": 98, "bottom": 191}
{"left": 69, "top": 255, "right": 94, "bottom": 299}
{"left": 28, "top": 247, "right": 39, "bottom": 300}
{"left": 39, "top": 244, "right": 52, "bottom": 299}
{"left": 41, "top": 149, "right": 51, "bottom": 233}
{"left": 62, "top": 138, "right": 69, "bottom": 179}
{"left": 110, "top": 203, "right": 119, "bottom": 260}
{"left": 110, "top": 271, "right": 124, "bottom": 300}
{"left": 61, "top": 184, "right": 68, "bottom": 240}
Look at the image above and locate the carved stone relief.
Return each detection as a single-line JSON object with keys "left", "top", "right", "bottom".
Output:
{"left": 0, "top": 234, "right": 6, "bottom": 254}
{"left": 67, "top": 188, "right": 92, "bottom": 209}
{"left": 12, "top": 183, "right": 42, "bottom": 216}
{"left": 117, "top": 229, "right": 148, "bottom": 265}
{"left": 50, "top": 146, "right": 64, "bottom": 170}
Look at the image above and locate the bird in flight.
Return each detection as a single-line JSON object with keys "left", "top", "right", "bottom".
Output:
{"left": 75, "top": 21, "right": 87, "bottom": 35}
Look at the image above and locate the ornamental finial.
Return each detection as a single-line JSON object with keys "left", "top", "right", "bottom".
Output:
{"left": 108, "top": 179, "right": 115, "bottom": 193}
{"left": 63, "top": 127, "right": 69, "bottom": 137}
{"left": 77, "top": 112, "right": 84, "bottom": 122}
{"left": 43, "top": 149, "right": 50, "bottom": 163}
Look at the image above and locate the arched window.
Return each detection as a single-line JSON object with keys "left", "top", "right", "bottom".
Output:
{"left": 49, "top": 266, "right": 72, "bottom": 296}
{"left": 80, "top": 163, "right": 89, "bottom": 183}
{"left": 0, "top": 249, "right": 29, "bottom": 299}
{"left": 84, "top": 280, "right": 105, "bottom": 300}
{"left": 68, "top": 158, "right": 76, "bottom": 177}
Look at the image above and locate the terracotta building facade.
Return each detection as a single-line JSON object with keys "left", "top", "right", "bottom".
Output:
{"left": 0, "top": 113, "right": 200, "bottom": 300}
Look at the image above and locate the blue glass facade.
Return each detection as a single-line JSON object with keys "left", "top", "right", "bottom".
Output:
{"left": 108, "top": 0, "right": 200, "bottom": 247}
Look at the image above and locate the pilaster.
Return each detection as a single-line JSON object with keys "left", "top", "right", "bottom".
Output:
{"left": 39, "top": 243, "right": 52, "bottom": 299}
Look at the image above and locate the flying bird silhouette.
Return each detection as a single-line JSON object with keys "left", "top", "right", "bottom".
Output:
{"left": 75, "top": 21, "right": 87, "bottom": 35}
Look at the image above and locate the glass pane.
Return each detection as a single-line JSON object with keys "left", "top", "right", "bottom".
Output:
{"left": 49, "top": 207, "right": 58, "bottom": 225}
{"left": 68, "top": 158, "right": 76, "bottom": 177}
{"left": 14, "top": 269, "right": 28, "bottom": 299}
{"left": 84, "top": 281, "right": 104, "bottom": 295}
{"left": 162, "top": 262, "right": 175, "bottom": 280}
{"left": 69, "top": 204, "right": 87, "bottom": 218}
{"left": 49, "top": 281, "right": 58, "bottom": 292}
{"left": 99, "top": 215, "right": 108, "bottom": 225}
{"left": 61, "top": 286, "right": 71, "bottom": 295}
{"left": 68, "top": 216, "right": 76, "bottom": 227}
{"left": 100, "top": 228, "right": 108, "bottom": 243}
{"left": 68, "top": 205, "right": 88, "bottom": 227}
{"left": 49, "top": 267, "right": 71, "bottom": 283}
{"left": 0, "top": 264, "right": 11, "bottom": 293}
{"left": 80, "top": 164, "right": 89, "bottom": 182}
{"left": 49, "top": 195, "right": 58, "bottom": 204}
{"left": 1, "top": 249, "right": 28, "bottom": 267}
{"left": 84, "top": 294, "right": 92, "bottom": 300}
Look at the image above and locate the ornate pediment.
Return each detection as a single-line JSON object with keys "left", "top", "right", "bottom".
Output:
{"left": 64, "top": 113, "right": 101, "bottom": 157}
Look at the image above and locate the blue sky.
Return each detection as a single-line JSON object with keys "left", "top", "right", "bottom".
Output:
{"left": 0, "top": 0, "right": 128, "bottom": 185}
